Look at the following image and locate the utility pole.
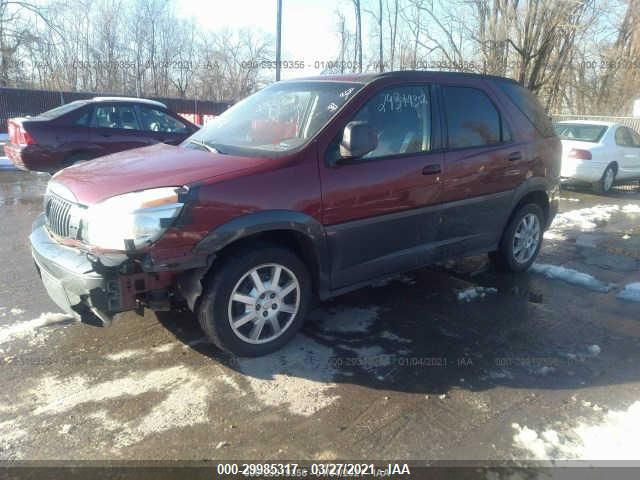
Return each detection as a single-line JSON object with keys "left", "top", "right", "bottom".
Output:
{"left": 276, "top": 0, "right": 282, "bottom": 81}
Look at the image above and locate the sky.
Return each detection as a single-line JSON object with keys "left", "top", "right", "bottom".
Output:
{"left": 175, "top": 0, "right": 364, "bottom": 79}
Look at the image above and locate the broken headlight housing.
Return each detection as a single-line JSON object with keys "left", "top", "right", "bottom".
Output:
{"left": 83, "top": 187, "right": 185, "bottom": 251}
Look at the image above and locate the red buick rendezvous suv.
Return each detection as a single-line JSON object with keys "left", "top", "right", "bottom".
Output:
{"left": 30, "top": 71, "right": 560, "bottom": 356}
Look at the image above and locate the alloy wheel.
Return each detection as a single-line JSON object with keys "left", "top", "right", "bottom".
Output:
{"left": 512, "top": 213, "right": 541, "bottom": 264}
{"left": 227, "top": 263, "right": 300, "bottom": 344}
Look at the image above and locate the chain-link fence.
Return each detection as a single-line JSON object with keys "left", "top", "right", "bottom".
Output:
{"left": 0, "top": 87, "right": 231, "bottom": 132}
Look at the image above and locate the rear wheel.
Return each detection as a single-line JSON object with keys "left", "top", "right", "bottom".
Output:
{"left": 196, "top": 246, "right": 311, "bottom": 357}
{"left": 491, "top": 204, "right": 544, "bottom": 273}
{"left": 593, "top": 164, "right": 616, "bottom": 194}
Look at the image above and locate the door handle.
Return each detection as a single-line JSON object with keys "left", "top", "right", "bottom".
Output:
{"left": 100, "top": 133, "right": 113, "bottom": 138}
{"left": 507, "top": 151, "right": 522, "bottom": 161}
{"left": 422, "top": 164, "right": 441, "bottom": 175}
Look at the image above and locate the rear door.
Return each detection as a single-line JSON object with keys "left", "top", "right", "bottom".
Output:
{"left": 52, "top": 104, "right": 93, "bottom": 160}
{"left": 136, "top": 105, "right": 194, "bottom": 144}
{"left": 614, "top": 126, "right": 640, "bottom": 179}
{"left": 438, "top": 83, "right": 520, "bottom": 255}
{"left": 319, "top": 84, "right": 444, "bottom": 289}
{"left": 89, "top": 103, "right": 153, "bottom": 156}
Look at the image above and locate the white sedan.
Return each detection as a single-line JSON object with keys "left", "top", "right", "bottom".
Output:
{"left": 555, "top": 120, "right": 640, "bottom": 193}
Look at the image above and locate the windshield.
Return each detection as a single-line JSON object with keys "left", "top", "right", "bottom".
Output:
{"left": 553, "top": 123, "right": 607, "bottom": 143}
{"left": 184, "top": 81, "right": 363, "bottom": 156}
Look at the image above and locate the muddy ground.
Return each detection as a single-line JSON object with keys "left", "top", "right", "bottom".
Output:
{"left": 1, "top": 170, "right": 639, "bottom": 462}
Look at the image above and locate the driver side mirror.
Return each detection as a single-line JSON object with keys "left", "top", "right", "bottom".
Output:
{"left": 339, "top": 121, "right": 378, "bottom": 160}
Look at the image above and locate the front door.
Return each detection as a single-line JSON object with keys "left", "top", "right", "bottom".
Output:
{"left": 135, "top": 105, "right": 194, "bottom": 145}
{"left": 614, "top": 126, "right": 640, "bottom": 179}
{"left": 319, "top": 84, "right": 444, "bottom": 289}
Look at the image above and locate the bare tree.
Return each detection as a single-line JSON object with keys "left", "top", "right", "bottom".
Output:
{"left": 352, "top": 0, "right": 362, "bottom": 72}
{"left": 335, "top": 10, "right": 350, "bottom": 73}
{"left": 378, "top": 0, "right": 383, "bottom": 71}
{"left": 0, "top": 0, "right": 61, "bottom": 86}
{"left": 386, "top": 0, "right": 399, "bottom": 70}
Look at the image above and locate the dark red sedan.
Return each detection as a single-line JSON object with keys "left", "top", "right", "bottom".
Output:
{"left": 4, "top": 97, "right": 199, "bottom": 173}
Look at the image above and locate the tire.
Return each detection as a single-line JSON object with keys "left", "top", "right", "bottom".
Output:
{"left": 491, "top": 203, "right": 544, "bottom": 273}
{"left": 593, "top": 164, "right": 616, "bottom": 194}
{"left": 196, "top": 246, "right": 311, "bottom": 357}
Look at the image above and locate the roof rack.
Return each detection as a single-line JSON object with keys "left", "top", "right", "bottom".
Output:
{"left": 91, "top": 97, "right": 167, "bottom": 108}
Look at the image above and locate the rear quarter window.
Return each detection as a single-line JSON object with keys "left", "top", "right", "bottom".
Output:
{"left": 38, "top": 101, "right": 86, "bottom": 119}
{"left": 497, "top": 81, "right": 555, "bottom": 137}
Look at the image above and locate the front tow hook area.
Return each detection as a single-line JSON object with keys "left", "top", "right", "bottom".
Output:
{"left": 74, "top": 303, "right": 114, "bottom": 327}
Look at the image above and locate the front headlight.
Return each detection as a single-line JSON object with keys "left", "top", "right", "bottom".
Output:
{"left": 83, "top": 187, "right": 185, "bottom": 251}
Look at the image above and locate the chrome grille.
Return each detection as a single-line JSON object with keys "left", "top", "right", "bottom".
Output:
{"left": 44, "top": 194, "right": 74, "bottom": 238}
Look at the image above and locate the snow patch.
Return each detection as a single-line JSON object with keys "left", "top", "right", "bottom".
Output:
{"left": 379, "top": 331, "right": 412, "bottom": 344}
{"left": 237, "top": 336, "right": 338, "bottom": 416}
{"left": 512, "top": 401, "right": 640, "bottom": 460}
{"left": 617, "top": 283, "right": 640, "bottom": 303}
{"left": 457, "top": 286, "right": 497, "bottom": 302}
{"left": 530, "top": 264, "right": 613, "bottom": 292}
{"left": 105, "top": 349, "right": 147, "bottom": 361}
{"left": 0, "top": 312, "right": 71, "bottom": 346}
{"left": 9, "top": 308, "right": 24, "bottom": 316}
{"left": 622, "top": 204, "right": 640, "bottom": 214}
{"left": 543, "top": 230, "right": 567, "bottom": 241}
{"left": 550, "top": 205, "right": 619, "bottom": 232}
{"left": 107, "top": 344, "right": 178, "bottom": 359}
{"left": 29, "top": 365, "right": 214, "bottom": 450}
{"left": 151, "top": 343, "right": 178, "bottom": 353}
{"left": 32, "top": 366, "right": 204, "bottom": 415}
{"left": 58, "top": 424, "right": 72, "bottom": 435}
{"left": 587, "top": 344, "right": 601, "bottom": 356}
{"left": 0, "top": 420, "right": 27, "bottom": 459}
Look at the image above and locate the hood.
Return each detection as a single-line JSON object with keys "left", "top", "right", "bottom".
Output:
{"left": 52, "top": 143, "right": 265, "bottom": 204}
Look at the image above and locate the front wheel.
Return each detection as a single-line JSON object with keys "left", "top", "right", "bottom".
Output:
{"left": 491, "top": 204, "right": 544, "bottom": 273}
{"left": 196, "top": 246, "right": 311, "bottom": 357}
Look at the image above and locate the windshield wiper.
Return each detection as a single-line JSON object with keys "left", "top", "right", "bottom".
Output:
{"left": 186, "top": 139, "right": 226, "bottom": 154}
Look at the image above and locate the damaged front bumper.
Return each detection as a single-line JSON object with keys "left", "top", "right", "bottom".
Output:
{"left": 30, "top": 214, "right": 126, "bottom": 325}
{"left": 30, "top": 214, "right": 178, "bottom": 326}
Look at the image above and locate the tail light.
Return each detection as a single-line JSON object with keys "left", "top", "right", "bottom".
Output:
{"left": 568, "top": 148, "right": 592, "bottom": 160}
{"left": 21, "top": 129, "right": 36, "bottom": 145}
{"left": 7, "top": 120, "right": 36, "bottom": 145}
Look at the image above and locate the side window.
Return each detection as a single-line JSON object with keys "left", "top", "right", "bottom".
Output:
{"left": 74, "top": 108, "right": 92, "bottom": 126}
{"left": 138, "top": 106, "right": 188, "bottom": 133}
{"left": 496, "top": 80, "right": 555, "bottom": 137}
{"left": 443, "top": 86, "right": 502, "bottom": 149}
{"left": 346, "top": 85, "right": 431, "bottom": 160}
{"left": 615, "top": 127, "right": 633, "bottom": 147}
{"left": 629, "top": 128, "right": 640, "bottom": 147}
{"left": 93, "top": 105, "right": 140, "bottom": 130}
